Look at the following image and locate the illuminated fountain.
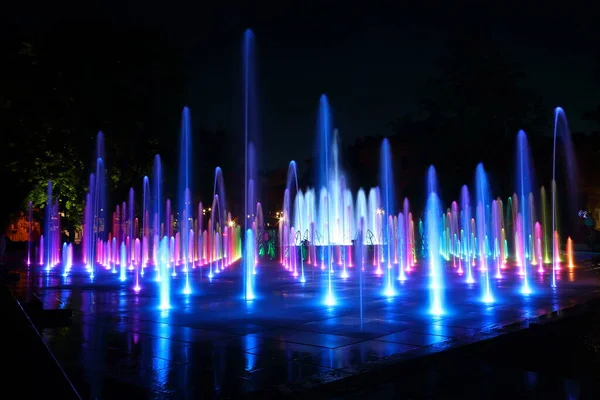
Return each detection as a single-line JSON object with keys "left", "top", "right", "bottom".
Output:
{"left": 36, "top": 108, "right": 242, "bottom": 311}
{"left": 460, "top": 185, "right": 475, "bottom": 283}
{"left": 179, "top": 107, "right": 193, "bottom": 295}
{"left": 42, "top": 181, "right": 60, "bottom": 271}
{"left": 516, "top": 131, "right": 533, "bottom": 294}
{"left": 279, "top": 94, "right": 580, "bottom": 315}
{"left": 82, "top": 132, "right": 107, "bottom": 279}
{"left": 475, "top": 163, "right": 494, "bottom": 303}
{"left": 282, "top": 161, "right": 306, "bottom": 282}
{"left": 380, "top": 138, "right": 396, "bottom": 297}
{"left": 244, "top": 229, "right": 256, "bottom": 301}
{"left": 552, "top": 107, "right": 577, "bottom": 287}
{"left": 61, "top": 242, "right": 73, "bottom": 277}
{"left": 27, "top": 201, "right": 33, "bottom": 266}
{"left": 425, "top": 166, "right": 445, "bottom": 315}
{"left": 29, "top": 27, "right": 582, "bottom": 321}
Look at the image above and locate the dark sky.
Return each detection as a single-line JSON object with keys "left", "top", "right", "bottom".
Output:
{"left": 8, "top": 1, "right": 600, "bottom": 170}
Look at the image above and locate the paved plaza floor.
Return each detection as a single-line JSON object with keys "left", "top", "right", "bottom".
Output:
{"left": 10, "top": 255, "right": 600, "bottom": 398}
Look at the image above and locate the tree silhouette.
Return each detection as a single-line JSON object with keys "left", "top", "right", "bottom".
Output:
{"left": 583, "top": 105, "right": 600, "bottom": 128}
{"left": 0, "top": 20, "right": 187, "bottom": 231}
{"left": 392, "top": 25, "right": 547, "bottom": 194}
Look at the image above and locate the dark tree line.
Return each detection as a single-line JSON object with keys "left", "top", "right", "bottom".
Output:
{"left": 0, "top": 20, "right": 188, "bottom": 231}
{"left": 346, "top": 26, "right": 551, "bottom": 213}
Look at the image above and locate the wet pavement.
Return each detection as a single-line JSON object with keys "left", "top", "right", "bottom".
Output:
{"left": 8, "top": 256, "right": 600, "bottom": 399}
{"left": 0, "top": 280, "right": 80, "bottom": 399}
{"left": 304, "top": 295, "right": 600, "bottom": 400}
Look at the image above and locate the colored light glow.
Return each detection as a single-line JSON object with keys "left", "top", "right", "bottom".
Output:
{"left": 35, "top": 33, "right": 583, "bottom": 329}
{"left": 567, "top": 237, "right": 575, "bottom": 269}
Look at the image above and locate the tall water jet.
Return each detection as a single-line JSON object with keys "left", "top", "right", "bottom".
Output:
{"left": 244, "top": 229, "right": 256, "bottom": 301}
{"left": 460, "top": 185, "right": 475, "bottom": 283}
{"left": 83, "top": 132, "right": 107, "bottom": 279}
{"left": 540, "top": 186, "right": 551, "bottom": 263}
{"left": 242, "top": 29, "right": 262, "bottom": 302}
{"left": 134, "top": 237, "right": 141, "bottom": 291}
{"left": 317, "top": 94, "right": 336, "bottom": 306}
{"left": 380, "top": 138, "right": 396, "bottom": 296}
{"left": 475, "top": 164, "right": 494, "bottom": 303}
{"left": 119, "top": 242, "right": 127, "bottom": 282}
{"left": 286, "top": 161, "right": 305, "bottom": 282}
{"left": 213, "top": 167, "right": 227, "bottom": 271}
{"left": 153, "top": 155, "right": 164, "bottom": 283}
{"left": 27, "top": 201, "right": 32, "bottom": 266}
{"left": 128, "top": 188, "right": 135, "bottom": 267}
{"left": 179, "top": 107, "right": 193, "bottom": 295}
{"left": 397, "top": 212, "right": 407, "bottom": 281}
{"left": 141, "top": 176, "right": 150, "bottom": 275}
{"left": 516, "top": 130, "right": 533, "bottom": 294}
{"left": 44, "top": 181, "right": 53, "bottom": 271}
{"left": 426, "top": 166, "right": 445, "bottom": 315}
{"left": 356, "top": 218, "right": 366, "bottom": 327}
{"left": 552, "top": 108, "right": 577, "bottom": 286}
{"left": 62, "top": 242, "right": 72, "bottom": 276}
{"left": 567, "top": 237, "right": 574, "bottom": 269}
{"left": 242, "top": 29, "right": 260, "bottom": 230}
{"left": 158, "top": 236, "right": 171, "bottom": 310}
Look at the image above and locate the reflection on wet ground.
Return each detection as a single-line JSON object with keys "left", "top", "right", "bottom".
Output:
{"left": 10, "top": 255, "right": 600, "bottom": 399}
{"left": 326, "top": 296, "right": 600, "bottom": 400}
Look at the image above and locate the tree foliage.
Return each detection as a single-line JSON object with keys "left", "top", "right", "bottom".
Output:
{"left": 416, "top": 26, "right": 546, "bottom": 140}
{"left": 0, "top": 20, "right": 187, "bottom": 231}
{"left": 583, "top": 106, "right": 600, "bottom": 128}
{"left": 23, "top": 145, "right": 86, "bottom": 229}
{"left": 390, "top": 25, "right": 547, "bottom": 195}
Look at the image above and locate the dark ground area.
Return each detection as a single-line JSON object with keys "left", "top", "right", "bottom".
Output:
{"left": 0, "top": 277, "right": 81, "bottom": 399}
{"left": 2, "top": 251, "right": 600, "bottom": 399}
{"left": 267, "top": 298, "right": 600, "bottom": 400}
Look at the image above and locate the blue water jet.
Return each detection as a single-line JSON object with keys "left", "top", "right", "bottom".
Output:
{"left": 460, "top": 185, "right": 475, "bottom": 283}
{"left": 242, "top": 29, "right": 263, "bottom": 300}
{"left": 475, "top": 164, "right": 494, "bottom": 303}
{"left": 286, "top": 161, "right": 305, "bottom": 282}
{"left": 516, "top": 130, "right": 533, "bottom": 295}
{"left": 213, "top": 167, "right": 227, "bottom": 272}
{"left": 153, "top": 155, "right": 171, "bottom": 309}
{"left": 119, "top": 242, "right": 127, "bottom": 282}
{"left": 178, "top": 107, "right": 193, "bottom": 295}
{"left": 425, "top": 166, "right": 445, "bottom": 315}
{"left": 61, "top": 242, "right": 69, "bottom": 276}
{"left": 243, "top": 29, "right": 259, "bottom": 232}
{"left": 397, "top": 212, "right": 407, "bottom": 281}
{"left": 317, "top": 94, "right": 336, "bottom": 306}
{"left": 380, "top": 138, "right": 396, "bottom": 297}
{"left": 244, "top": 229, "right": 256, "bottom": 301}
{"left": 88, "top": 132, "right": 107, "bottom": 279}
{"left": 552, "top": 108, "right": 577, "bottom": 287}
{"left": 158, "top": 236, "right": 171, "bottom": 310}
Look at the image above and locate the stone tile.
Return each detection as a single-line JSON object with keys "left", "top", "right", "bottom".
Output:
{"left": 376, "top": 331, "right": 450, "bottom": 346}
{"left": 250, "top": 328, "right": 360, "bottom": 348}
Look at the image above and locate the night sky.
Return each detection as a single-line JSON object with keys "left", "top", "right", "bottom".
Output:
{"left": 7, "top": 1, "right": 600, "bottom": 170}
